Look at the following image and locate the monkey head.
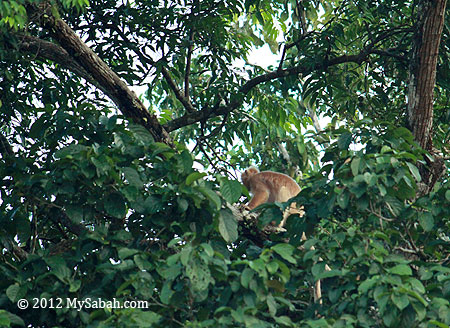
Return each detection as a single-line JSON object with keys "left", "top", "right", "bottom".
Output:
{"left": 241, "top": 166, "right": 260, "bottom": 188}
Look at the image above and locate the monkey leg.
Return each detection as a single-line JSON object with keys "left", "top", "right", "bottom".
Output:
{"left": 247, "top": 188, "right": 269, "bottom": 210}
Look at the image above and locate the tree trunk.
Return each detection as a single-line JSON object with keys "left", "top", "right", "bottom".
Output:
{"left": 407, "top": 0, "right": 447, "bottom": 192}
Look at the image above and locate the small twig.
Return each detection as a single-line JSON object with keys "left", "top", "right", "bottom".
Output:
{"left": 161, "top": 66, "right": 196, "bottom": 113}
{"left": 198, "top": 142, "right": 218, "bottom": 171}
{"left": 394, "top": 246, "right": 417, "bottom": 254}
{"left": 198, "top": 112, "right": 229, "bottom": 141}
{"left": 384, "top": 202, "right": 398, "bottom": 218}
{"left": 278, "top": 44, "right": 287, "bottom": 71}
{"left": 404, "top": 225, "right": 422, "bottom": 255}
{"left": 31, "top": 206, "right": 38, "bottom": 254}
{"left": 184, "top": 30, "right": 195, "bottom": 100}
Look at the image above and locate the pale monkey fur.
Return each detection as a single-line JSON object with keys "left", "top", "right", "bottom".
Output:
{"left": 241, "top": 166, "right": 303, "bottom": 228}
{"left": 242, "top": 166, "right": 328, "bottom": 303}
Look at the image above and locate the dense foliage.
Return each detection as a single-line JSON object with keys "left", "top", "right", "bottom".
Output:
{"left": 0, "top": 0, "right": 449, "bottom": 327}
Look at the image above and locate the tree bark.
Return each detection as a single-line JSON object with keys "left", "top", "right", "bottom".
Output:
{"left": 26, "top": 2, "right": 172, "bottom": 145}
{"left": 407, "top": 0, "right": 447, "bottom": 192}
{"left": 407, "top": 0, "right": 446, "bottom": 150}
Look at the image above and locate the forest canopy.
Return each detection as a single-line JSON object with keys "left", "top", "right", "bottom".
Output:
{"left": 0, "top": 0, "right": 449, "bottom": 327}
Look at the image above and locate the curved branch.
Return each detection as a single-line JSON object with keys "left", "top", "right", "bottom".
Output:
{"left": 11, "top": 34, "right": 111, "bottom": 96}
{"left": 164, "top": 27, "right": 411, "bottom": 132}
{"left": 26, "top": 2, "right": 172, "bottom": 145}
{"left": 163, "top": 50, "right": 377, "bottom": 132}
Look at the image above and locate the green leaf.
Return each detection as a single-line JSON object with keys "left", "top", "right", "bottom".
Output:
{"left": 351, "top": 157, "right": 361, "bottom": 176}
{"left": 305, "top": 317, "right": 330, "bottom": 328}
{"left": 337, "top": 190, "right": 350, "bottom": 209}
{"left": 337, "top": 131, "right": 352, "bottom": 150}
{"left": 105, "top": 192, "right": 127, "bottom": 218}
{"left": 197, "top": 186, "right": 221, "bottom": 210}
{"left": 266, "top": 261, "right": 279, "bottom": 274}
{"left": 118, "top": 247, "right": 139, "bottom": 260}
{"left": 387, "top": 264, "right": 412, "bottom": 276}
{"left": 185, "top": 258, "right": 213, "bottom": 292}
{"left": 446, "top": 190, "right": 450, "bottom": 201}
{"left": 428, "top": 320, "right": 449, "bottom": 328}
{"left": 0, "top": 310, "right": 11, "bottom": 327}
{"left": 0, "top": 310, "right": 10, "bottom": 327}
{"left": 393, "top": 127, "right": 414, "bottom": 143}
{"left": 272, "top": 243, "right": 296, "bottom": 264}
{"left": 144, "top": 195, "right": 163, "bottom": 214}
{"left": 130, "top": 123, "right": 154, "bottom": 145}
{"left": 29, "top": 115, "right": 49, "bottom": 138}
{"left": 150, "top": 142, "right": 173, "bottom": 157}
{"left": 201, "top": 243, "right": 214, "bottom": 257}
{"left": 218, "top": 209, "right": 238, "bottom": 243}
{"left": 131, "top": 311, "right": 162, "bottom": 327}
{"left": 418, "top": 212, "right": 434, "bottom": 232}
{"left": 91, "top": 155, "right": 112, "bottom": 176}
{"left": 406, "top": 162, "right": 421, "bottom": 182}
{"left": 122, "top": 167, "right": 143, "bottom": 188}
{"left": 160, "top": 281, "right": 174, "bottom": 305}
{"left": 69, "top": 280, "right": 81, "bottom": 293}
{"left": 249, "top": 258, "right": 266, "bottom": 276}
{"left": 408, "top": 278, "right": 426, "bottom": 294}
{"left": 66, "top": 205, "right": 83, "bottom": 223}
{"left": 50, "top": 263, "right": 72, "bottom": 283}
{"left": 384, "top": 196, "right": 403, "bottom": 216}
{"left": 0, "top": 310, "right": 25, "bottom": 327}
{"left": 266, "top": 293, "right": 277, "bottom": 316}
{"left": 54, "top": 144, "right": 88, "bottom": 159}
{"left": 177, "top": 150, "right": 193, "bottom": 174}
{"left": 411, "top": 299, "right": 426, "bottom": 320}
{"left": 186, "top": 172, "right": 207, "bottom": 185}
{"left": 158, "top": 263, "right": 182, "bottom": 280}
{"left": 241, "top": 267, "right": 254, "bottom": 288}
{"left": 274, "top": 316, "right": 294, "bottom": 326}
{"left": 220, "top": 179, "right": 242, "bottom": 204}
{"left": 6, "top": 284, "right": 24, "bottom": 303}
{"left": 391, "top": 293, "right": 410, "bottom": 310}
{"left": 358, "top": 276, "right": 379, "bottom": 293}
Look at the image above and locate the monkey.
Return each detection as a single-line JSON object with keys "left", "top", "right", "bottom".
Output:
{"left": 241, "top": 166, "right": 329, "bottom": 304}
{"left": 241, "top": 166, "right": 302, "bottom": 228}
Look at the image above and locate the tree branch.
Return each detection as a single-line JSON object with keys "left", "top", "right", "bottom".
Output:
{"left": 164, "top": 48, "right": 389, "bottom": 132}
{"left": 164, "top": 26, "right": 412, "bottom": 132}
{"left": 10, "top": 34, "right": 110, "bottom": 96}
{"left": 26, "top": 2, "right": 172, "bottom": 145}
{"left": 184, "top": 30, "right": 195, "bottom": 102}
{"left": 161, "top": 66, "right": 197, "bottom": 113}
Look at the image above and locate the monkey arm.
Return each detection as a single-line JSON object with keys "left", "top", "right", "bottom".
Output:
{"left": 247, "top": 188, "right": 270, "bottom": 209}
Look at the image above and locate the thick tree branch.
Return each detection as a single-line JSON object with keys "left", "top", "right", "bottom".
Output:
{"left": 163, "top": 26, "right": 411, "bottom": 132}
{"left": 26, "top": 2, "right": 172, "bottom": 145}
{"left": 92, "top": 15, "right": 197, "bottom": 115}
{"left": 10, "top": 34, "right": 111, "bottom": 96}
{"left": 164, "top": 46, "right": 401, "bottom": 132}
